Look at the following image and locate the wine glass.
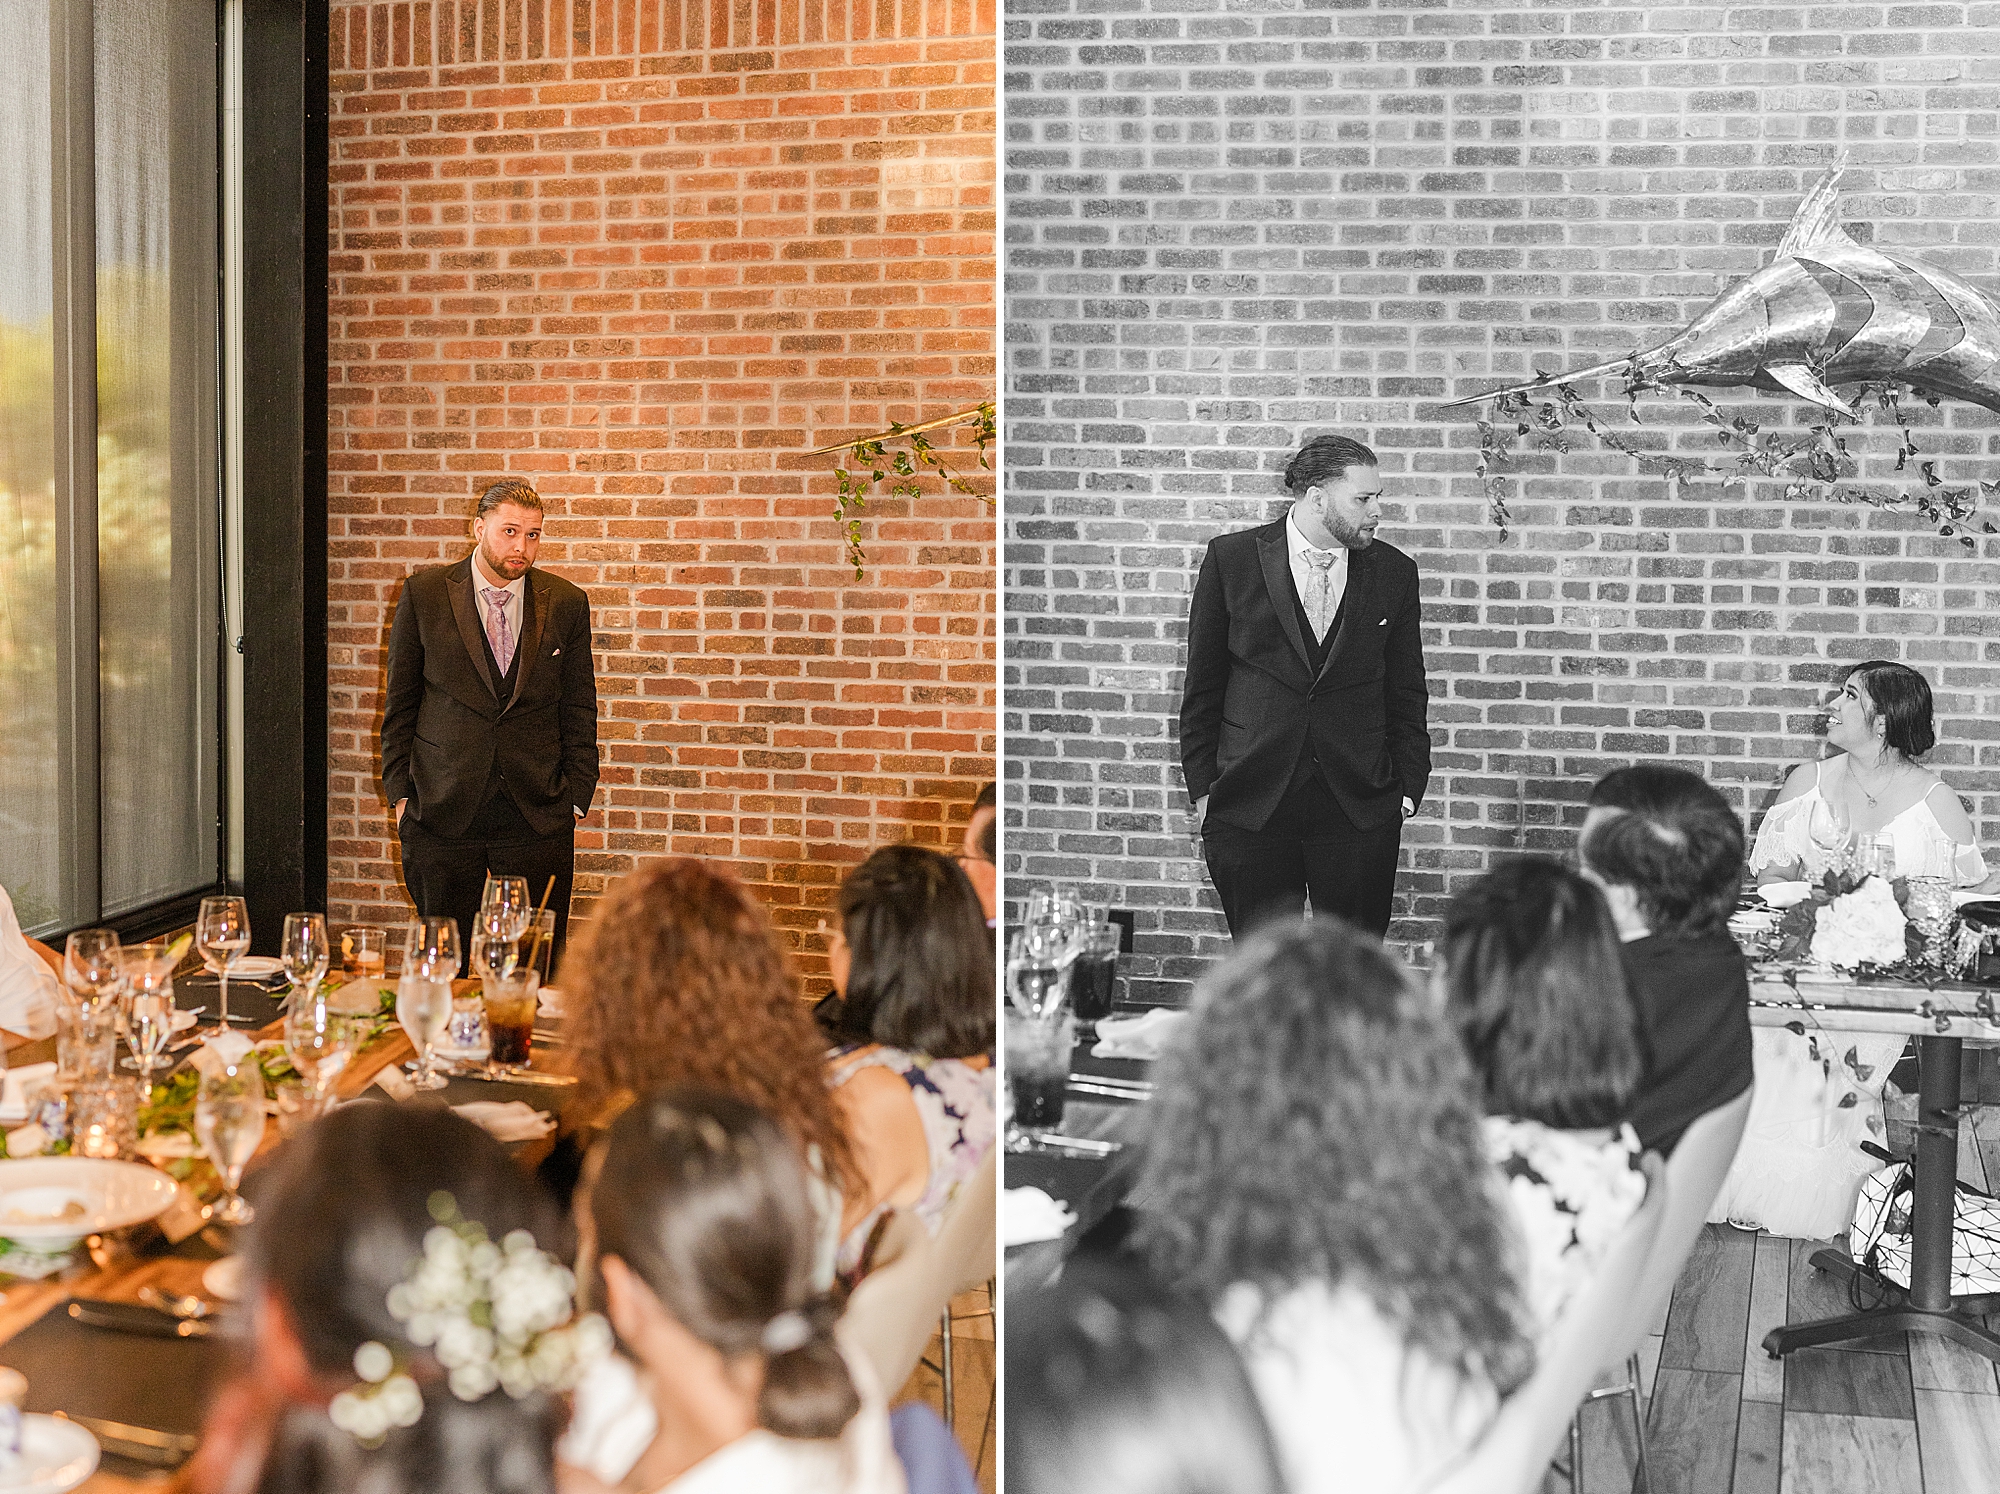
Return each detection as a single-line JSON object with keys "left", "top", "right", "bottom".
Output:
{"left": 395, "top": 968, "right": 452, "bottom": 1091}
{"left": 1007, "top": 923, "right": 1070, "bottom": 1020}
{"left": 195, "top": 1057, "right": 266, "bottom": 1225}
{"left": 284, "top": 997, "right": 359, "bottom": 1112}
{"left": 196, "top": 896, "right": 252, "bottom": 1028}
{"left": 410, "top": 915, "right": 460, "bottom": 982}
{"left": 119, "top": 941, "right": 180, "bottom": 1086}
{"left": 478, "top": 876, "right": 532, "bottom": 941}
{"left": 1807, "top": 795, "right": 1851, "bottom": 870}
{"left": 469, "top": 930, "right": 518, "bottom": 983}
{"left": 280, "top": 913, "right": 330, "bottom": 1005}
{"left": 64, "top": 929, "right": 125, "bottom": 1017}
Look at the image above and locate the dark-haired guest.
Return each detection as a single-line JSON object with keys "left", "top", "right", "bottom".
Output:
{"left": 1580, "top": 764, "right": 1754, "bottom": 1160}
{"left": 958, "top": 782, "right": 997, "bottom": 924}
{"left": 1007, "top": 1255, "right": 1287, "bottom": 1494}
{"left": 1441, "top": 858, "right": 1647, "bottom": 1330}
{"left": 1138, "top": 919, "right": 1531, "bottom": 1494}
{"left": 822, "top": 845, "right": 996, "bottom": 1278}
{"left": 561, "top": 1089, "right": 902, "bottom": 1494}
{"left": 186, "top": 1103, "right": 603, "bottom": 1494}
{"left": 1749, "top": 660, "right": 1984, "bottom": 885}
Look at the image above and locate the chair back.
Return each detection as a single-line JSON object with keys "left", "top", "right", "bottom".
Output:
{"left": 1630, "top": 1086, "right": 1753, "bottom": 1341}
{"left": 842, "top": 1146, "right": 999, "bottom": 1396}
{"left": 1415, "top": 1153, "right": 1669, "bottom": 1494}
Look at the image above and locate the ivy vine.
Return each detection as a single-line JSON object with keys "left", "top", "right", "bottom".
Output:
{"left": 1472, "top": 374, "right": 2000, "bottom": 548}
{"left": 815, "top": 402, "right": 996, "bottom": 578}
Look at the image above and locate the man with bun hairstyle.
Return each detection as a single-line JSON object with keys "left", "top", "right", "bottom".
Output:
{"left": 1179, "top": 435, "right": 1430, "bottom": 937}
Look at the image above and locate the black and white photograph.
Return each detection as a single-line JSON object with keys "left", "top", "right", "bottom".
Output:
{"left": 1002, "top": 2, "right": 2000, "bottom": 1491}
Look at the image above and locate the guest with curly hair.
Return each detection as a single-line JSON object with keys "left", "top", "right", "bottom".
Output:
{"left": 559, "top": 1088, "right": 902, "bottom": 1494}
{"left": 819, "top": 844, "right": 996, "bottom": 1277}
{"left": 556, "top": 859, "right": 860, "bottom": 1268}
{"left": 1441, "top": 857, "right": 1647, "bottom": 1332}
{"left": 1136, "top": 919, "right": 1532, "bottom": 1494}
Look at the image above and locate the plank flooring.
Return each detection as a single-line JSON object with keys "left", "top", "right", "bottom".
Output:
{"left": 1558, "top": 1100, "right": 2000, "bottom": 1493}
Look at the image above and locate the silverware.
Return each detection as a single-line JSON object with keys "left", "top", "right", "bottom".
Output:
{"left": 53, "top": 1412, "right": 199, "bottom": 1467}
{"left": 1006, "top": 1132, "right": 1122, "bottom": 1157}
{"left": 66, "top": 1298, "right": 213, "bottom": 1338}
{"left": 1067, "top": 1078, "right": 1152, "bottom": 1102}
{"left": 138, "top": 1284, "right": 212, "bottom": 1320}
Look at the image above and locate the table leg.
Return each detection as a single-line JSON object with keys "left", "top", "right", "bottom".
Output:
{"left": 1763, "top": 1034, "right": 2000, "bottom": 1365}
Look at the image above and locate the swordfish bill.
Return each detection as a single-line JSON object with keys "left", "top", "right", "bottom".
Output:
{"left": 1445, "top": 168, "right": 2000, "bottom": 419}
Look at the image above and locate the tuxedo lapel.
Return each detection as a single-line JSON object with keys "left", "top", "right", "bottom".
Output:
{"left": 446, "top": 559, "right": 501, "bottom": 700}
{"left": 1317, "top": 544, "right": 1376, "bottom": 682}
{"left": 1258, "top": 526, "right": 1314, "bottom": 677}
{"left": 506, "top": 574, "right": 550, "bottom": 714}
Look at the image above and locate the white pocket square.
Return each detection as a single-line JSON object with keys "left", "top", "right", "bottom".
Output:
{"left": 1377, "top": 617, "right": 1387, "bottom": 626}
{"left": 552, "top": 648, "right": 561, "bottom": 655}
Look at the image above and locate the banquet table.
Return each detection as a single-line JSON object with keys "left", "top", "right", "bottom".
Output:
{"left": 0, "top": 976, "right": 577, "bottom": 1490}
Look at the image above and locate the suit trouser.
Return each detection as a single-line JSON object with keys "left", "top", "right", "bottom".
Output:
{"left": 397, "top": 794, "right": 575, "bottom": 976}
{"left": 1201, "top": 771, "right": 1403, "bottom": 939}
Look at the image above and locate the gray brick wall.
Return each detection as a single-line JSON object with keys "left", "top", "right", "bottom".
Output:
{"left": 1002, "top": 0, "right": 2000, "bottom": 1005}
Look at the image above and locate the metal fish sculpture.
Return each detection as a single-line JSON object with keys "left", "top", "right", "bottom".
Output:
{"left": 1446, "top": 167, "right": 2000, "bottom": 418}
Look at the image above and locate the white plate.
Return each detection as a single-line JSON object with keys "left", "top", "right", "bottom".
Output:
{"left": 0, "top": 1415, "right": 99, "bottom": 1493}
{"left": 1759, "top": 881, "right": 1813, "bottom": 909}
{"left": 203, "top": 1255, "right": 245, "bottom": 1302}
{"left": 0, "top": 1158, "right": 179, "bottom": 1251}
{"left": 227, "top": 957, "right": 285, "bottom": 980}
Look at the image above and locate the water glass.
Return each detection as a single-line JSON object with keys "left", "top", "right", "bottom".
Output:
{"left": 519, "top": 909, "right": 557, "bottom": 985}
{"left": 1007, "top": 923, "right": 1070, "bottom": 1020}
{"left": 284, "top": 997, "right": 360, "bottom": 1107}
{"left": 1858, "top": 832, "right": 1897, "bottom": 882}
{"left": 395, "top": 970, "right": 452, "bottom": 1091}
{"left": 57, "top": 1003, "right": 118, "bottom": 1084}
{"left": 280, "top": 913, "right": 330, "bottom": 1000}
{"left": 119, "top": 942, "right": 180, "bottom": 1085}
{"left": 195, "top": 1058, "right": 266, "bottom": 1225}
{"left": 1005, "top": 1009, "right": 1075, "bottom": 1149}
{"left": 1066, "top": 919, "right": 1122, "bottom": 1032}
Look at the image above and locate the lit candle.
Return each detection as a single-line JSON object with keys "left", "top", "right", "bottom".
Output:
{"left": 81, "top": 1123, "right": 116, "bottom": 1159}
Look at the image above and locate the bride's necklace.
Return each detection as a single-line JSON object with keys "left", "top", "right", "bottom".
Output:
{"left": 1847, "top": 752, "right": 1907, "bottom": 809}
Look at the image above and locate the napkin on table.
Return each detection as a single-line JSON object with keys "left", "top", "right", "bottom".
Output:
{"left": 0, "top": 1062, "right": 58, "bottom": 1124}
{"left": 452, "top": 1100, "right": 555, "bottom": 1142}
{"left": 1003, "top": 1187, "right": 1078, "bottom": 1247}
{"left": 1091, "top": 1008, "right": 1190, "bottom": 1062}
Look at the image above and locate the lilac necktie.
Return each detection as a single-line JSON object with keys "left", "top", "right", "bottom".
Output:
{"left": 1302, "top": 548, "right": 1339, "bottom": 641}
{"left": 481, "top": 586, "right": 515, "bottom": 673}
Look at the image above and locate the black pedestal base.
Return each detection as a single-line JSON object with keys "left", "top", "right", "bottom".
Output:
{"left": 1761, "top": 1247, "right": 2000, "bottom": 1363}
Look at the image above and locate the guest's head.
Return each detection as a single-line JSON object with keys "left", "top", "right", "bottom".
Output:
{"left": 1581, "top": 765, "right": 1745, "bottom": 940}
{"left": 1007, "top": 1256, "right": 1287, "bottom": 1494}
{"left": 239, "top": 1102, "right": 579, "bottom": 1494}
{"left": 1440, "top": 857, "right": 1640, "bottom": 1131}
{"left": 584, "top": 1088, "right": 860, "bottom": 1441}
{"left": 561, "top": 858, "right": 857, "bottom": 1191}
{"left": 471, "top": 479, "right": 544, "bottom": 582}
{"left": 1831, "top": 660, "right": 1936, "bottom": 760}
{"left": 1284, "top": 435, "right": 1382, "bottom": 552}
{"left": 823, "top": 844, "right": 994, "bottom": 1057}
{"left": 964, "top": 782, "right": 997, "bottom": 865}
{"left": 1137, "top": 919, "right": 1532, "bottom": 1396}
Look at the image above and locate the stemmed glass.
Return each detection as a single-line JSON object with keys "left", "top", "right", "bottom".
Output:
{"left": 64, "top": 929, "right": 125, "bottom": 1018}
{"left": 196, "top": 896, "right": 252, "bottom": 1028}
{"left": 284, "top": 998, "right": 359, "bottom": 1114}
{"left": 1007, "top": 923, "right": 1071, "bottom": 1020}
{"left": 1807, "top": 796, "right": 1852, "bottom": 872}
{"left": 479, "top": 876, "right": 532, "bottom": 942}
{"left": 280, "top": 913, "right": 330, "bottom": 1006}
{"left": 119, "top": 942, "right": 180, "bottom": 1087}
{"left": 397, "top": 916, "right": 458, "bottom": 1091}
{"left": 195, "top": 1056, "right": 266, "bottom": 1225}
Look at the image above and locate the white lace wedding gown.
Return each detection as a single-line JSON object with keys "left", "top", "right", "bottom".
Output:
{"left": 1711, "top": 757, "right": 1987, "bottom": 1237}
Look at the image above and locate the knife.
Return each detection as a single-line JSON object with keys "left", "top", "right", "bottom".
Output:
{"left": 52, "top": 1412, "right": 199, "bottom": 1467}
{"left": 65, "top": 1298, "right": 214, "bottom": 1338}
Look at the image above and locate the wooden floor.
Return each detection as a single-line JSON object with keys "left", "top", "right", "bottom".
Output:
{"left": 895, "top": 1286, "right": 996, "bottom": 1493}
{"left": 1563, "top": 1104, "right": 2000, "bottom": 1494}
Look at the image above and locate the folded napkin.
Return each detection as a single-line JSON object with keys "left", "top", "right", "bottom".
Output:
{"left": 537, "top": 985, "right": 563, "bottom": 1017}
{"left": 0, "top": 1062, "right": 58, "bottom": 1123}
{"left": 1003, "top": 1187, "right": 1077, "bottom": 1247}
{"left": 172, "top": 1008, "right": 200, "bottom": 1033}
{"left": 136, "top": 1131, "right": 202, "bottom": 1163}
{"left": 452, "top": 1100, "right": 555, "bottom": 1142}
{"left": 1091, "top": 1008, "right": 1190, "bottom": 1062}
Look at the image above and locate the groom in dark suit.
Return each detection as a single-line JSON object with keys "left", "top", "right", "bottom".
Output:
{"left": 1180, "top": 435, "right": 1430, "bottom": 937}
{"left": 381, "top": 480, "right": 599, "bottom": 964}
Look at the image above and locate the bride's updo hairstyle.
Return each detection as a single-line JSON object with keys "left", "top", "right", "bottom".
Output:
{"left": 1846, "top": 659, "right": 1937, "bottom": 758}
{"left": 587, "top": 1088, "right": 861, "bottom": 1441}
{"left": 1283, "top": 434, "right": 1377, "bottom": 494}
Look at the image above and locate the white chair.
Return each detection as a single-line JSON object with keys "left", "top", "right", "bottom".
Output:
{"left": 1417, "top": 1153, "right": 1668, "bottom": 1494}
{"left": 1565, "top": 1085, "right": 1755, "bottom": 1492}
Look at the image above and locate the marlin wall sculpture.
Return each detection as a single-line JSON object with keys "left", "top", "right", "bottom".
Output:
{"left": 1446, "top": 167, "right": 2000, "bottom": 420}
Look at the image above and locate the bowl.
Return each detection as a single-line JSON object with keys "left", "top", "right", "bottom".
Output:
{"left": 0, "top": 1158, "right": 179, "bottom": 1251}
{"left": 1759, "top": 881, "right": 1814, "bottom": 910}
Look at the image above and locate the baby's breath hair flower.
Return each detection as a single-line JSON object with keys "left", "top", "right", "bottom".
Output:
{"left": 328, "top": 1192, "right": 608, "bottom": 1447}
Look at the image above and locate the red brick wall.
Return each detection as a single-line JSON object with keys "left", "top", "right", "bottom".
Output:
{"left": 1004, "top": 1, "right": 2000, "bottom": 1003}
{"left": 326, "top": 0, "right": 997, "bottom": 983}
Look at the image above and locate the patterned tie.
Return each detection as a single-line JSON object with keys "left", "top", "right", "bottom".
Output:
{"left": 1302, "top": 547, "right": 1339, "bottom": 641}
{"left": 481, "top": 587, "right": 515, "bottom": 673}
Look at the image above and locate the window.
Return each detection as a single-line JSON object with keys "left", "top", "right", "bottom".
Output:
{"left": 0, "top": 0, "right": 220, "bottom": 936}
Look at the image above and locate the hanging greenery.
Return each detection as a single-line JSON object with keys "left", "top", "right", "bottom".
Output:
{"left": 812, "top": 402, "right": 996, "bottom": 578}
{"left": 1471, "top": 378, "right": 2000, "bottom": 548}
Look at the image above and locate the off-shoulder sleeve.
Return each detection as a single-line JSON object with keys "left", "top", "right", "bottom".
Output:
{"left": 1749, "top": 793, "right": 1816, "bottom": 877}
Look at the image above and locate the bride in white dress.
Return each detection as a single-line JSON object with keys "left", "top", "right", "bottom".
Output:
{"left": 1715, "top": 661, "right": 1988, "bottom": 1237}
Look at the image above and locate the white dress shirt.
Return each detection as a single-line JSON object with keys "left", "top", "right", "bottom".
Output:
{"left": 470, "top": 555, "right": 525, "bottom": 666}
{"left": 0, "top": 885, "right": 61, "bottom": 1040}
{"left": 1285, "top": 507, "right": 1348, "bottom": 640}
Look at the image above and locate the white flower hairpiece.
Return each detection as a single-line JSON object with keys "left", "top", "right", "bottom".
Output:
{"left": 328, "top": 1191, "right": 612, "bottom": 1446}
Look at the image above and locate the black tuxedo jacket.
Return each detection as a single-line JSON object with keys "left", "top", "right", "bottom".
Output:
{"left": 1180, "top": 519, "right": 1431, "bottom": 834}
{"left": 381, "top": 557, "right": 600, "bottom": 839}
